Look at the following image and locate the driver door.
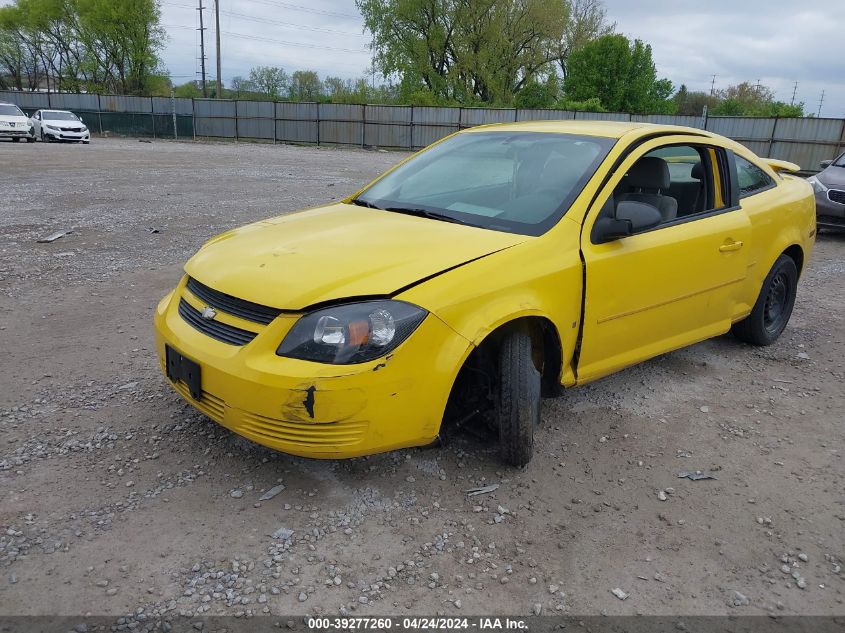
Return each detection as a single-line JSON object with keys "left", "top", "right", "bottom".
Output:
{"left": 576, "top": 136, "right": 750, "bottom": 382}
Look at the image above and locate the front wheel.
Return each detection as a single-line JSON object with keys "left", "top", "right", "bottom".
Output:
{"left": 496, "top": 331, "right": 541, "bottom": 467}
{"left": 732, "top": 254, "right": 798, "bottom": 346}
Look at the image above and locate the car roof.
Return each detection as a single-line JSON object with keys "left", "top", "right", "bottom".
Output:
{"left": 462, "top": 119, "right": 716, "bottom": 140}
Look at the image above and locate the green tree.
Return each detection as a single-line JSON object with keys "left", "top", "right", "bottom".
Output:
{"left": 555, "top": 0, "right": 614, "bottom": 79}
{"left": 288, "top": 70, "right": 322, "bottom": 101}
{"left": 247, "top": 65, "right": 288, "bottom": 100}
{"left": 514, "top": 76, "right": 558, "bottom": 109}
{"left": 357, "top": 0, "right": 570, "bottom": 104}
{"left": 563, "top": 34, "right": 673, "bottom": 113}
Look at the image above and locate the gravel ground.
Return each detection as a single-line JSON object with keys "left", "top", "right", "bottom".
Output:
{"left": 0, "top": 138, "right": 843, "bottom": 623}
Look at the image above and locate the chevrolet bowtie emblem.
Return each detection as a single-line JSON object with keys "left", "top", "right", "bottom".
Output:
{"left": 200, "top": 306, "right": 217, "bottom": 320}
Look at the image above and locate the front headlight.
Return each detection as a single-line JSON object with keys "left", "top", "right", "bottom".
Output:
{"left": 80, "top": 126, "right": 88, "bottom": 132}
{"left": 807, "top": 176, "right": 828, "bottom": 195}
{"left": 46, "top": 125, "right": 58, "bottom": 131}
{"left": 277, "top": 300, "right": 427, "bottom": 364}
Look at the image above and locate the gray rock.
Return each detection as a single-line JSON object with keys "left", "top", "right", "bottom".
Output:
{"left": 732, "top": 591, "right": 750, "bottom": 606}
{"left": 798, "top": 553, "right": 808, "bottom": 562}
{"left": 273, "top": 527, "right": 294, "bottom": 540}
{"left": 611, "top": 588, "right": 628, "bottom": 600}
{"left": 230, "top": 490, "right": 244, "bottom": 499}
{"left": 259, "top": 485, "right": 285, "bottom": 501}
{"left": 298, "top": 592, "right": 308, "bottom": 602}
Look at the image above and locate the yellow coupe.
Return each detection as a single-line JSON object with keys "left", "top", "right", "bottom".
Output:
{"left": 154, "top": 121, "right": 815, "bottom": 466}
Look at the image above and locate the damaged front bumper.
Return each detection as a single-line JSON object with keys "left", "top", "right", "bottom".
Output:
{"left": 154, "top": 277, "right": 473, "bottom": 459}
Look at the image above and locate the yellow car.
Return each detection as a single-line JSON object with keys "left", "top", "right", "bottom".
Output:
{"left": 154, "top": 121, "right": 815, "bottom": 466}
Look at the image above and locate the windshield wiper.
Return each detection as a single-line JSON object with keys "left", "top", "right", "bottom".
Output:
{"left": 350, "top": 198, "right": 382, "bottom": 209}
{"left": 382, "top": 206, "right": 470, "bottom": 225}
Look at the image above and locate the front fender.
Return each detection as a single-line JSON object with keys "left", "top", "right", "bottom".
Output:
{"left": 398, "top": 230, "right": 584, "bottom": 386}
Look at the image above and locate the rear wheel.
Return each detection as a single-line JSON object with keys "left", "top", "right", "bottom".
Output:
{"left": 496, "top": 331, "right": 541, "bottom": 467}
{"left": 12, "top": 137, "right": 20, "bottom": 142}
{"left": 26, "top": 136, "right": 35, "bottom": 143}
{"left": 732, "top": 254, "right": 798, "bottom": 346}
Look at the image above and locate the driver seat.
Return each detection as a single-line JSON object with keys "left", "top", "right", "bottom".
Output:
{"left": 617, "top": 157, "right": 677, "bottom": 222}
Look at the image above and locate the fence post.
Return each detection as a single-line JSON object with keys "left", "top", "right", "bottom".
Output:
{"left": 234, "top": 100, "right": 239, "bottom": 143}
{"left": 171, "top": 89, "right": 177, "bottom": 140}
{"left": 192, "top": 98, "right": 196, "bottom": 141}
{"left": 96, "top": 94, "right": 103, "bottom": 135}
{"left": 361, "top": 103, "right": 366, "bottom": 148}
{"left": 409, "top": 105, "right": 414, "bottom": 151}
{"left": 837, "top": 118, "right": 845, "bottom": 160}
{"left": 316, "top": 102, "right": 320, "bottom": 146}
{"left": 513, "top": 108, "right": 518, "bottom": 122}
{"left": 150, "top": 96, "right": 156, "bottom": 139}
{"left": 768, "top": 116, "right": 779, "bottom": 158}
{"left": 273, "top": 100, "right": 277, "bottom": 145}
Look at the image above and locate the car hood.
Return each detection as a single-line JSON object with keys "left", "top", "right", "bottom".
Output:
{"left": 0, "top": 116, "right": 29, "bottom": 125}
{"left": 818, "top": 166, "right": 845, "bottom": 188}
{"left": 43, "top": 119, "right": 84, "bottom": 127}
{"left": 185, "top": 203, "right": 528, "bottom": 310}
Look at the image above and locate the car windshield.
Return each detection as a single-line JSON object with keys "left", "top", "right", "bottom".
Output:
{"left": 0, "top": 104, "right": 24, "bottom": 116}
{"left": 355, "top": 131, "right": 613, "bottom": 235}
{"left": 44, "top": 111, "right": 79, "bottom": 121}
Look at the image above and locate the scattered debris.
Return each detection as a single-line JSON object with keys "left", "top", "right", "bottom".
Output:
{"left": 678, "top": 470, "right": 717, "bottom": 481}
{"left": 732, "top": 591, "right": 750, "bottom": 606}
{"left": 466, "top": 484, "right": 499, "bottom": 497}
{"left": 147, "top": 227, "right": 160, "bottom": 234}
{"left": 611, "top": 588, "right": 628, "bottom": 600}
{"left": 259, "top": 484, "right": 285, "bottom": 501}
{"left": 229, "top": 489, "right": 244, "bottom": 499}
{"left": 138, "top": 139, "right": 152, "bottom": 143}
{"left": 272, "top": 527, "right": 294, "bottom": 541}
{"left": 37, "top": 230, "right": 72, "bottom": 243}
{"left": 657, "top": 490, "right": 668, "bottom": 501}
{"left": 699, "top": 406, "right": 710, "bottom": 413}
{"left": 797, "top": 352, "right": 810, "bottom": 360}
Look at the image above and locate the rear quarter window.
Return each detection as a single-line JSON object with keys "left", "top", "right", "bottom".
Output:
{"left": 735, "top": 155, "right": 774, "bottom": 198}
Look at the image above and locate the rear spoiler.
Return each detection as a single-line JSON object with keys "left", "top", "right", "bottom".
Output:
{"left": 765, "top": 158, "right": 801, "bottom": 173}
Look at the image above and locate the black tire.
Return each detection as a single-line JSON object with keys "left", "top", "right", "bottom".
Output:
{"left": 26, "top": 136, "right": 35, "bottom": 143}
{"left": 496, "top": 331, "right": 541, "bottom": 467}
{"left": 12, "top": 137, "right": 20, "bottom": 142}
{"left": 40, "top": 131, "right": 46, "bottom": 142}
{"left": 732, "top": 254, "right": 798, "bottom": 346}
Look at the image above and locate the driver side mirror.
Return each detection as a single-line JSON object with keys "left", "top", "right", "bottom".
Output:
{"left": 593, "top": 200, "right": 663, "bottom": 243}
{"left": 819, "top": 160, "right": 832, "bottom": 170}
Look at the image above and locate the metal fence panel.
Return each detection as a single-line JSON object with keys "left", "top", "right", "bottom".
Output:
{"left": 319, "top": 120, "right": 363, "bottom": 145}
{"left": 320, "top": 103, "right": 363, "bottom": 122}
{"left": 774, "top": 117, "right": 843, "bottom": 142}
{"left": 52, "top": 93, "right": 100, "bottom": 111}
{"left": 770, "top": 141, "right": 840, "bottom": 171}
{"left": 705, "top": 117, "right": 775, "bottom": 141}
{"left": 574, "top": 111, "right": 631, "bottom": 121}
{"left": 516, "top": 109, "right": 575, "bottom": 121}
{"left": 413, "top": 107, "right": 460, "bottom": 125}
{"left": 194, "top": 116, "right": 236, "bottom": 138}
{"left": 276, "top": 102, "right": 318, "bottom": 121}
{"left": 236, "top": 100, "right": 274, "bottom": 119}
{"left": 99, "top": 95, "right": 152, "bottom": 113}
{"left": 365, "top": 105, "right": 412, "bottom": 124}
{"left": 412, "top": 124, "right": 454, "bottom": 149}
{"left": 460, "top": 108, "right": 516, "bottom": 126}
{"left": 276, "top": 120, "right": 317, "bottom": 143}
{"left": 0, "top": 90, "right": 50, "bottom": 110}
{"left": 364, "top": 123, "right": 411, "bottom": 148}
{"left": 100, "top": 112, "right": 155, "bottom": 137}
{"left": 237, "top": 118, "right": 275, "bottom": 140}
{"left": 631, "top": 114, "right": 701, "bottom": 127}
{"left": 194, "top": 99, "right": 236, "bottom": 117}
{"left": 151, "top": 96, "right": 193, "bottom": 115}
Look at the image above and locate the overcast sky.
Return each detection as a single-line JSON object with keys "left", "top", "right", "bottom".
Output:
{"left": 3, "top": 0, "right": 843, "bottom": 116}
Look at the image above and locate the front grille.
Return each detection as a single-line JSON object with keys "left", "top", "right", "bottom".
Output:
{"left": 828, "top": 189, "right": 845, "bottom": 205}
{"left": 60, "top": 126, "right": 80, "bottom": 132}
{"left": 178, "top": 299, "right": 257, "bottom": 346}
{"left": 240, "top": 412, "right": 368, "bottom": 447}
{"left": 186, "top": 277, "right": 282, "bottom": 325}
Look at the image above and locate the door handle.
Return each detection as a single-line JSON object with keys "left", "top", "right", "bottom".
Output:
{"left": 719, "top": 240, "right": 744, "bottom": 253}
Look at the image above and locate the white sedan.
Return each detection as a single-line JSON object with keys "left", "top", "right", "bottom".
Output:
{"left": 30, "top": 109, "right": 90, "bottom": 143}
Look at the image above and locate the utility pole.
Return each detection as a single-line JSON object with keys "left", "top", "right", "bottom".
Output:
{"left": 197, "top": 0, "right": 208, "bottom": 98}
{"left": 214, "top": 0, "right": 222, "bottom": 98}
{"left": 710, "top": 74, "right": 717, "bottom": 97}
{"left": 817, "top": 90, "right": 825, "bottom": 117}
{"left": 790, "top": 81, "right": 798, "bottom": 106}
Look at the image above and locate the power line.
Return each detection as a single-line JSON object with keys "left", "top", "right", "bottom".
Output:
{"left": 239, "top": 0, "right": 360, "bottom": 19}
{"left": 220, "top": 10, "right": 367, "bottom": 36}
{"left": 221, "top": 30, "right": 367, "bottom": 54}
